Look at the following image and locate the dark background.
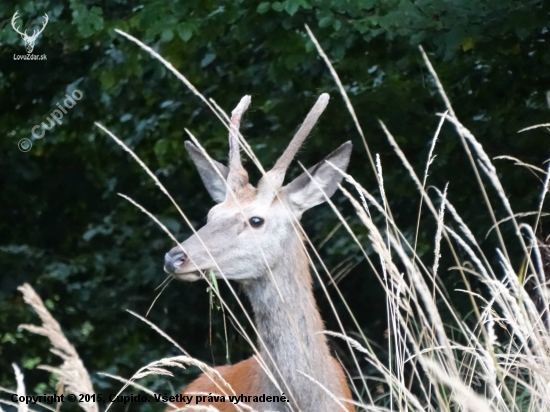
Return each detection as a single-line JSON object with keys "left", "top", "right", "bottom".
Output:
{"left": 1, "top": 0, "right": 549, "bottom": 410}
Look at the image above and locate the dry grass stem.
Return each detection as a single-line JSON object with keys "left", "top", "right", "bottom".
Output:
{"left": 17, "top": 284, "right": 98, "bottom": 412}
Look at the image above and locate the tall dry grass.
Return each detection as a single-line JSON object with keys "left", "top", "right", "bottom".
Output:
{"left": 5, "top": 27, "right": 550, "bottom": 412}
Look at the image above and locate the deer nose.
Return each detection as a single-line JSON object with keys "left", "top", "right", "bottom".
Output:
{"left": 164, "top": 251, "right": 187, "bottom": 273}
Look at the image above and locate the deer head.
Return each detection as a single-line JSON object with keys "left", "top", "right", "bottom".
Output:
{"left": 11, "top": 11, "right": 49, "bottom": 54}
{"left": 164, "top": 94, "right": 352, "bottom": 283}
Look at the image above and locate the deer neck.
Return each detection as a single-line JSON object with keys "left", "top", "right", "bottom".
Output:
{"left": 243, "top": 233, "right": 340, "bottom": 411}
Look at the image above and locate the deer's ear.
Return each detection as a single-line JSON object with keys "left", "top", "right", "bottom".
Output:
{"left": 185, "top": 141, "right": 229, "bottom": 203}
{"left": 282, "top": 141, "right": 352, "bottom": 214}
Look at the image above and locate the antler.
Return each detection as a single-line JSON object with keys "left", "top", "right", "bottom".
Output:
{"left": 28, "top": 13, "right": 49, "bottom": 41}
{"left": 228, "top": 95, "right": 251, "bottom": 171}
{"left": 257, "top": 93, "right": 330, "bottom": 196}
{"left": 273, "top": 93, "right": 329, "bottom": 173}
{"left": 226, "top": 95, "right": 251, "bottom": 191}
{"left": 11, "top": 11, "right": 26, "bottom": 37}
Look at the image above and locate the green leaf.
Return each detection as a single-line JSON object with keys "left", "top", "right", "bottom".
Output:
{"left": 154, "top": 138, "right": 171, "bottom": 157}
{"left": 209, "top": 269, "right": 222, "bottom": 311}
{"left": 99, "top": 72, "right": 116, "bottom": 90}
{"left": 161, "top": 28, "right": 174, "bottom": 42}
{"left": 177, "top": 23, "right": 193, "bottom": 42}
{"left": 272, "top": 2, "right": 284, "bottom": 12}
{"left": 22, "top": 3, "right": 35, "bottom": 13}
{"left": 257, "top": 2, "right": 271, "bottom": 13}
{"left": 284, "top": 0, "right": 300, "bottom": 16}
{"left": 120, "top": 113, "right": 132, "bottom": 122}
{"left": 409, "top": 32, "right": 426, "bottom": 46}
{"left": 201, "top": 53, "right": 216, "bottom": 67}
{"left": 319, "top": 16, "right": 332, "bottom": 28}
{"left": 81, "top": 321, "right": 94, "bottom": 337}
{"left": 22, "top": 357, "right": 41, "bottom": 369}
{"left": 52, "top": 4, "right": 64, "bottom": 18}
{"left": 461, "top": 36, "right": 475, "bottom": 51}
{"left": 210, "top": 269, "right": 219, "bottom": 294}
{"left": 70, "top": 2, "right": 104, "bottom": 38}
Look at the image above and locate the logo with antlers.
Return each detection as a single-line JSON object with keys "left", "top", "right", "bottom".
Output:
{"left": 11, "top": 11, "right": 49, "bottom": 54}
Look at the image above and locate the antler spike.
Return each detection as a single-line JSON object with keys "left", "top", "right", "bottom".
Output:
{"left": 257, "top": 93, "right": 330, "bottom": 196}
{"left": 226, "top": 95, "right": 251, "bottom": 193}
{"left": 228, "top": 95, "right": 251, "bottom": 171}
{"left": 273, "top": 93, "right": 329, "bottom": 173}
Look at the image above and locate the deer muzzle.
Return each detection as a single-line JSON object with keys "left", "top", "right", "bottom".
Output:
{"left": 164, "top": 250, "right": 187, "bottom": 274}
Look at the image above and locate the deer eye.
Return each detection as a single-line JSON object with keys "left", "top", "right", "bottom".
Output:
{"left": 249, "top": 217, "right": 264, "bottom": 228}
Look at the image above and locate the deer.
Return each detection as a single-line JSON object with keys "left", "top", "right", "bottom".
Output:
{"left": 11, "top": 11, "right": 49, "bottom": 54}
{"left": 163, "top": 93, "right": 354, "bottom": 412}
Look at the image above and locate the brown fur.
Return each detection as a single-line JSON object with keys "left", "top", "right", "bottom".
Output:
{"left": 167, "top": 357, "right": 353, "bottom": 412}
